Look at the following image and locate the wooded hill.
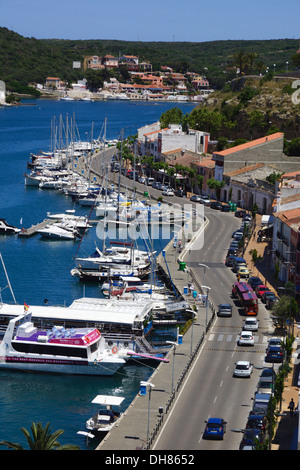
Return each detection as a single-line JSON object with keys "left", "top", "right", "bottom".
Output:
{"left": 0, "top": 27, "right": 299, "bottom": 91}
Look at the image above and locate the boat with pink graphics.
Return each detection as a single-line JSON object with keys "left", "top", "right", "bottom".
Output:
{"left": 0, "top": 312, "right": 126, "bottom": 375}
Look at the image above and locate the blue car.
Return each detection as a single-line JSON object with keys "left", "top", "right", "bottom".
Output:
{"left": 203, "top": 418, "right": 227, "bottom": 439}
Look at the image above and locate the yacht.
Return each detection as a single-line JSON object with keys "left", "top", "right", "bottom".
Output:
{"left": 0, "top": 312, "right": 126, "bottom": 375}
{"left": 86, "top": 395, "right": 125, "bottom": 434}
{"left": 37, "top": 223, "right": 80, "bottom": 240}
{"left": 0, "top": 219, "right": 21, "bottom": 234}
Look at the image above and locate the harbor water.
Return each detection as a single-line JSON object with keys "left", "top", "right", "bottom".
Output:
{"left": 0, "top": 98, "right": 195, "bottom": 449}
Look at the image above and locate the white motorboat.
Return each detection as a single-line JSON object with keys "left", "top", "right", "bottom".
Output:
{"left": 0, "top": 219, "right": 21, "bottom": 234}
{"left": 37, "top": 224, "right": 79, "bottom": 240}
{"left": 0, "top": 312, "right": 126, "bottom": 375}
{"left": 86, "top": 395, "right": 125, "bottom": 434}
{"left": 74, "top": 246, "right": 150, "bottom": 270}
{"left": 101, "top": 276, "right": 165, "bottom": 296}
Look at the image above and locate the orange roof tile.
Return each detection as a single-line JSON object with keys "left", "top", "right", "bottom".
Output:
{"left": 214, "top": 133, "right": 284, "bottom": 157}
{"left": 224, "top": 163, "right": 265, "bottom": 177}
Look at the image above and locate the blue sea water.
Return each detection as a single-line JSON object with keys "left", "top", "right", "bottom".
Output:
{"left": 0, "top": 98, "right": 195, "bottom": 449}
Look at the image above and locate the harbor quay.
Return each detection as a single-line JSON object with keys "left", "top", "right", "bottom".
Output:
{"left": 96, "top": 209, "right": 216, "bottom": 451}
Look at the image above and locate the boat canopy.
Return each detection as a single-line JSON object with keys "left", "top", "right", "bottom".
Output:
{"left": 91, "top": 395, "right": 125, "bottom": 406}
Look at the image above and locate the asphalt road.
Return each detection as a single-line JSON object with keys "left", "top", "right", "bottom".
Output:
{"left": 150, "top": 208, "right": 275, "bottom": 450}
{"left": 89, "top": 156, "right": 276, "bottom": 450}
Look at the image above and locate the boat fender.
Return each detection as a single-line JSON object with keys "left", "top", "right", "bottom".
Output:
{"left": 112, "top": 347, "right": 118, "bottom": 354}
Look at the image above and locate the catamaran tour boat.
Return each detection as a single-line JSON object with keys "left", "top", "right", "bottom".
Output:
{"left": 0, "top": 312, "right": 126, "bottom": 375}
{"left": 85, "top": 395, "right": 125, "bottom": 434}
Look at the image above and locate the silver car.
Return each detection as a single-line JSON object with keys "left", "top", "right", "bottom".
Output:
{"left": 238, "top": 331, "right": 254, "bottom": 346}
{"left": 233, "top": 361, "right": 253, "bottom": 378}
{"left": 243, "top": 318, "right": 259, "bottom": 331}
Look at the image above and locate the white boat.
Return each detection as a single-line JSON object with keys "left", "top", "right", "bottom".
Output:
{"left": 0, "top": 219, "right": 21, "bottom": 234}
{"left": 0, "top": 312, "right": 126, "bottom": 375}
{"left": 86, "top": 395, "right": 125, "bottom": 434}
{"left": 37, "top": 224, "right": 79, "bottom": 240}
{"left": 74, "top": 246, "right": 150, "bottom": 270}
{"left": 59, "top": 95, "right": 75, "bottom": 101}
{"left": 101, "top": 276, "right": 165, "bottom": 296}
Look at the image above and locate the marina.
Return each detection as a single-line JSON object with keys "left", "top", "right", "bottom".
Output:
{"left": 0, "top": 97, "right": 196, "bottom": 449}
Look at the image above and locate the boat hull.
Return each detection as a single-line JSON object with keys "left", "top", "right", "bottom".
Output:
{"left": 0, "top": 356, "right": 124, "bottom": 375}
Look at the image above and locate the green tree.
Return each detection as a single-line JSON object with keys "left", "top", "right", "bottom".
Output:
{"left": 0, "top": 422, "right": 79, "bottom": 450}
{"left": 159, "top": 107, "right": 184, "bottom": 129}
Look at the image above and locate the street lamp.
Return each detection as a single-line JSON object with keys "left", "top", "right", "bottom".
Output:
{"left": 140, "top": 381, "right": 155, "bottom": 443}
{"left": 198, "top": 263, "right": 209, "bottom": 286}
{"left": 166, "top": 340, "right": 178, "bottom": 394}
{"left": 201, "top": 285, "right": 211, "bottom": 331}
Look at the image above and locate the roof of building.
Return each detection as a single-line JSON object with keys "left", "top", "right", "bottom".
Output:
{"left": 274, "top": 207, "right": 300, "bottom": 226}
{"left": 213, "top": 132, "right": 284, "bottom": 157}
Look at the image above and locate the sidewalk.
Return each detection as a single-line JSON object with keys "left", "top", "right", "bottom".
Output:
{"left": 242, "top": 214, "right": 299, "bottom": 450}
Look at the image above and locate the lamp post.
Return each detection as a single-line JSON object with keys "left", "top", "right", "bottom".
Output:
{"left": 166, "top": 340, "right": 177, "bottom": 394}
{"left": 141, "top": 381, "right": 155, "bottom": 443}
{"left": 201, "top": 285, "right": 211, "bottom": 331}
{"left": 198, "top": 263, "right": 209, "bottom": 286}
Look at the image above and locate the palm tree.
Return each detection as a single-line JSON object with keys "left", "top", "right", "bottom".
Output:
{"left": 0, "top": 422, "right": 80, "bottom": 450}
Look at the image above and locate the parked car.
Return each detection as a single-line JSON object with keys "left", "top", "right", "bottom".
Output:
{"left": 257, "top": 378, "right": 274, "bottom": 394}
{"left": 234, "top": 232, "right": 244, "bottom": 241}
{"left": 227, "top": 248, "right": 238, "bottom": 257}
{"left": 246, "top": 414, "right": 267, "bottom": 432}
{"left": 203, "top": 418, "right": 227, "bottom": 440}
{"left": 199, "top": 195, "right": 211, "bottom": 205}
{"left": 217, "top": 303, "right": 232, "bottom": 317}
{"left": 175, "top": 189, "right": 186, "bottom": 197}
{"left": 147, "top": 177, "right": 155, "bottom": 186}
{"left": 232, "top": 229, "right": 244, "bottom": 238}
{"left": 162, "top": 188, "right": 174, "bottom": 196}
{"left": 237, "top": 266, "right": 250, "bottom": 279}
{"left": 260, "top": 368, "right": 276, "bottom": 380}
{"left": 239, "top": 429, "right": 264, "bottom": 449}
{"left": 265, "top": 346, "right": 283, "bottom": 363}
{"left": 190, "top": 194, "right": 201, "bottom": 202}
{"left": 221, "top": 203, "right": 231, "bottom": 212}
{"left": 266, "top": 295, "right": 279, "bottom": 310}
{"left": 255, "top": 285, "right": 270, "bottom": 298}
{"left": 152, "top": 181, "right": 161, "bottom": 189}
{"left": 251, "top": 392, "right": 272, "bottom": 415}
{"left": 138, "top": 176, "right": 146, "bottom": 184}
{"left": 235, "top": 209, "right": 247, "bottom": 218}
{"left": 248, "top": 277, "right": 264, "bottom": 290}
{"left": 225, "top": 254, "right": 236, "bottom": 267}
{"left": 210, "top": 201, "right": 222, "bottom": 210}
{"left": 266, "top": 338, "right": 282, "bottom": 350}
{"left": 261, "top": 291, "right": 276, "bottom": 304}
{"left": 238, "top": 331, "right": 254, "bottom": 346}
{"left": 243, "top": 318, "right": 259, "bottom": 331}
{"left": 233, "top": 361, "right": 253, "bottom": 378}
{"left": 232, "top": 257, "right": 247, "bottom": 273}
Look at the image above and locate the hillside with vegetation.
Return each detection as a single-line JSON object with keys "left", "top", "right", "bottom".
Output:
{"left": 0, "top": 27, "right": 299, "bottom": 91}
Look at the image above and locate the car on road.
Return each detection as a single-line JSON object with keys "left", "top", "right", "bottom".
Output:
{"left": 261, "top": 290, "right": 276, "bottom": 304}
{"left": 265, "top": 345, "right": 283, "bottom": 363}
{"left": 190, "top": 194, "right": 201, "bottom": 202}
{"left": 210, "top": 201, "right": 223, "bottom": 210}
{"left": 248, "top": 276, "right": 264, "bottom": 289}
{"left": 138, "top": 176, "right": 146, "bottom": 184}
{"left": 251, "top": 392, "right": 272, "bottom": 415}
{"left": 217, "top": 303, "right": 233, "bottom": 317}
{"left": 238, "top": 331, "right": 254, "bottom": 346}
{"left": 237, "top": 266, "right": 250, "bottom": 279}
{"left": 227, "top": 248, "right": 238, "bottom": 258}
{"left": 203, "top": 418, "right": 227, "bottom": 440}
{"left": 151, "top": 181, "right": 161, "bottom": 189}
{"left": 243, "top": 318, "right": 259, "bottom": 331}
{"left": 162, "top": 188, "right": 174, "bottom": 196}
{"left": 232, "top": 257, "right": 247, "bottom": 273}
{"left": 233, "top": 361, "right": 253, "bottom": 378}
{"left": 255, "top": 285, "right": 270, "bottom": 298}
{"left": 234, "top": 232, "right": 244, "bottom": 241}
{"left": 199, "top": 195, "right": 211, "bottom": 205}
{"left": 175, "top": 189, "right": 186, "bottom": 197}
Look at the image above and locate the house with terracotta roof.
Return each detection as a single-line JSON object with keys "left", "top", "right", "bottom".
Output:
{"left": 213, "top": 133, "right": 285, "bottom": 182}
{"left": 222, "top": 163, "right": 278, "bottom": 213}
{"left": 272, "top": 207, "right": 300, "bottom": 287}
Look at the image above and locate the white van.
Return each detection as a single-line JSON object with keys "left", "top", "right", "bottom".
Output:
{"left": 147, "top": 177, "right": 155, "bottom": 186}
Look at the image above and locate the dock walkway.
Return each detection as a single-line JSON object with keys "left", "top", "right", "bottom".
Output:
{"left": 18, "top": 218, "right": 57, "bottom": 237}
{"left": 97, "top": 216, "right": 215, "bottom": 451}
